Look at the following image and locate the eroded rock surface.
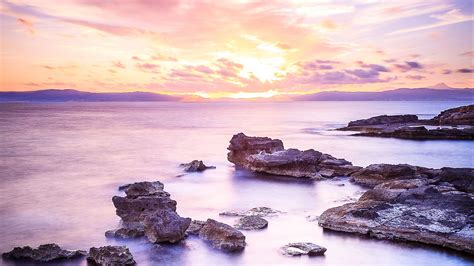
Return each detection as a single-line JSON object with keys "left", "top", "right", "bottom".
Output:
{"left": 280, "top": 242, "right": 327, "bottom": 256}
{"left": 431, "top": 105, "right": 474, "bottom": 125}
{"left": 144, "top": 209, "right": 191, "bottom": 243}
{"left": 2, "top": 244, "right": 86, "bottom": 262}
{"left": 87, "top": 246, "right": 135, "bottom": 265}
{"left": 350, "top": 164, "right": 432, "bottom": 187}
{"left": 198, "top": 219, "right": 246, "bottom": 251}
{"left": 180, "top": 160, "right": 216, "bottom": 172}
{"left": 186, "top": 220, "right": 207, "bottom": 235}
{"left": 319, "top": 167, "right": 474, "bottom": 254}
{"left": 220, "top": 207, "right": 282, "bottom": 217}
{"left": 235, "top": 215, "right": 268, "bottom": 230}
{"left": 227, "top": 133, "right": 360, "bottom": 179}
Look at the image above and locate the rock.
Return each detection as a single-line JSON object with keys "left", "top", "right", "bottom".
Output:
{"left": 87, "top": 246, "right": 135, "bottom": 265}
{"left": 235, "top": 215, "right": 268, "bottom": 230}
{"left": 180, "top": 160, "right": 216, "bottom": 172}
{"left": 186, "top": 220, "right": 207, "bottom": 235}
{"left": 350, "top": 164, "right": 432, "bottom": 187}
{"left": 198, "top": 219, "right": 246, "bottom": 251}
{"left": 108, "top": 181, "right": 190, "bottom": 242}
{"left": 348, "top": 115, "right": 419, "bottom": 127}
{"left": 219, "top": 207, "right": 282, "bottom": 217}
{"left": 2, "top": 243, "right": 86, "bottom": 262}
{"left": 143, "top": 209, "right": 191, "bottom": 243}
{"left": 227, "top": 132, "right": 284, "bottom": 166}
{"left": 430, "top": 105, "right": 474, "bottom": 125}
{"left": 227, "top": 133, "right": 360, "bottom": 179}
{"left": 354, "top": 126, "right": 474, "bottom": 140}
{"left": 280, "top": 242, "right": 327, "bottom": 256}
{"left": 319, "top": 168, "right": 474, "bottom": 254}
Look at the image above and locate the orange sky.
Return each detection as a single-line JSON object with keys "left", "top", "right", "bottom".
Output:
{"left": 0, "top": 0, "right": 473, "bottom": 98}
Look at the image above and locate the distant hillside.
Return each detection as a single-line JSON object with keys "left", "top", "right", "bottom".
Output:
{"left": 0, "top": 89, "right": 181, "bottom": 102}
{"left": 293, "top": 88, "right": 474, "bottom": 101}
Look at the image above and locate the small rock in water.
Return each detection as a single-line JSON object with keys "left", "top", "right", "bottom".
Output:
{"left": 220, "top": 206, "right": 282, "bottom": 217}
{"left": 87, "top": 246, "right": 135, "bottom": 266}
{"left": 280, "top": 242, "right": 327, "bottom": 256}
{"left": 2, "top": 243, "right": 87, "bottom": 262}
{"left": 180, "top": 160, "right": 216, "bottom": 172}
{"left": 198, "top": 219, "right": 246, "bottom": 252}
{"left": 186, "top": 220, "right": 207, "bottom": 235}
{"left": 235, "top": 215, "right": 268, "bottom": 230}
{"left": 143, "top": 209, "right": 191, "bottom": 243}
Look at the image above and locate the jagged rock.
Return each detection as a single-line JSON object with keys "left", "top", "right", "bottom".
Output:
{"left": 430, "top": 105, "right": 474, "bottom": 125}
{"left": 180, "top": 160, "right": 216, "bottom": 172}
{"left": 198, "top": 219, "right": 246, "bottom": 251}
{"left": 235, "top": 216, "right": 268, "bottom": 230}
{"left": 227, "top": 133, "right": 360, "bottom": 179}
{"left": 87, "top": 246, "right": 135, "bottom": 265}
{"left": 186, "top": 220, "right": 207, "bottom": 235}
{"left": 220, "top": 207, "right": 282, "bottom": 217}
{"left": 2, "top": 244, "right": 86, "bottom": 262}
{"left": 280, "top": 242, "right": 327, "bottom": 256}
{"left": 143, "top": 209, "right": 191, "bottom": 243}
{"left": 108, "top": 181, "right": 190, "bottom": 242}
{"left": 319, "top": 168, "right": 474, "bottom": 254}
{"left": 350, "top": 164, "right": 432, "bottom": 187}
{"left": 348, "top": 115, "right": 419, "bottom": 127}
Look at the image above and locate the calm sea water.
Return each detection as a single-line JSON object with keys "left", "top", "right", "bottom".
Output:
{"left": 0, "top": 101, "right": 473, "bottom": 265}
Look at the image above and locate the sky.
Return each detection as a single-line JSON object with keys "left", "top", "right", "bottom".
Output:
{"left": 0, "top": 0, "right": 473, "bottom": 98}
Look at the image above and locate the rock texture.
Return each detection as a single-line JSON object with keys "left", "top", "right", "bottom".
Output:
{"left": 431, "top": 105, "right": 474, "bottom": 125}
{"left": 186, "top": 220, "right": 207, "bottom": 235}
{"left": 280, "top": 242, "right": 327, "bottom": 256}
{"left": 319, "top": 167, "right": 474, "bottom": 254}
{"left": 180, "top": 160, "right": 216, "bottom": 172}
{"left": 2, "top": 244, "right": 86, "bottom": 262}
{"left": 235, "top": 215, "right": 268, "bottom": 230}
{"left": 348, "top": 115, "right": 419, "bottom": 127}
{"left": 219, "top": 207, "right": 282, "bottom": 217}
{"left": 227, "top": 133, "right": 360, "bottom": 179}
{"left": 87, "top": 246, "right": 135, "bottom": 265}
{"left": 107, "top": 181, "right": 190, "bottom": 242}
{"left": 198, "top": 219, "right": 246, "bottom": 251}
{"left": 350, "top": 164, "right": 432, "bottom": 187}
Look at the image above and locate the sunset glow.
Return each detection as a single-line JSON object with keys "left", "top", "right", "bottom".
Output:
{"left": 0, "top": 0, "right": 473, "bottom": 98}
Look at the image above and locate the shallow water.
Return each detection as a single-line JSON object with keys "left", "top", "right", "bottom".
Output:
{"left": 0, "top": 101, "right": 473, "bottom": 265}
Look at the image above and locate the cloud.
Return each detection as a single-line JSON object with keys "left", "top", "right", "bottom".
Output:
{"left": 152, "top": 54, "right": 177, "bottom": 61}
{"left": 459, "top": 51, "right": 474, "bottom": 57}
{"left": 361, "top": 64, "right": 390, "bottom": 72}
{"left": 16, "top": 18, "right": 35, "bottom": 35}
{"left": 393, "top": 61, "right": 423, "bottom": 72}
{"left": 406, "top": 75, "right": 425, "bottom": 80}
{"left": 442, "top": 69, "right": 452, "bottom": 74}
{"left": 457, "top": 68, "right": 474, "bottom": 73}
{"left": 136, "top": 63, "right": 159, "bottom": 73}
{"left": 112, "top": 61, "right": 125, "bottom": 69}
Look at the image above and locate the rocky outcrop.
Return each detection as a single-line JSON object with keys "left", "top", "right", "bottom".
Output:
{"left": 198, "top": 219, "right": 246, "bottom": 252}
{"left": 2, "top": 244, "right": 86, "bottom": 262}
{"left": 348, "top": 115, "right": 419, "bottom": 127}
{"left": 280, "top": 242, "right": 327, "bottom": 256}
{"left": 350, "top": 164, "right": 432, "bottom": 187}
{"left": 430, "top": 105, "right": 474, "bottom": 125}
{"left": 354, "top": 126, "right": 474, "bottom": 140}
{"left": 234, "top": 216, "right": 268, "bottom": 230}
{"left": 186, "top": 220, "right": 207, "bottom": 235}
{"left": 319, "top": 168, "right": 474, "bottom": 254}
{"left": 180, "top": 160, "right": 216, "bottom": 172}
{"left": 107, "top": 181, "right": 190, "bottom": 243}
{"left": 219, "top": 207, "right": 282, "bottom": 217}
{"left": 227, "top": 133, "right": 360, "bottom": 179}
{"left": 87, "top": 246, "right": 135, "bottom": 265}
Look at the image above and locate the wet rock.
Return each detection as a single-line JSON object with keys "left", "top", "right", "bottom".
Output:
{"left": 280, "top": 242, "right": 327, "bottom": 256}
{"left": 87, "top": 246, "right": 135, "bottom": 265}
{"left": 108, "top": 181, "right": 190, "bottom": 242}
{"left": 198, "top": 219, "right": 246, "bottom": 251}
{"left": 143, "top": 209, "right": 191, "bottom": 243}
{"left": 235, "top": 215, "right": 268, "bottom": 230}
{"left": 2, "top": 244, "right": 86, "bottom": 262}
{"left": 430, "top": 105, "right": 474, "bottom": 125}
{"left": 350, "top": 164, "right": 432, "bottom": 187}
{"left": 354, "top": 126, "right": 474, "bottom": 140}
{"left": 220, "top": 207, "right": 282, "bottom": 217}
{"left": 348, "top": 115, "right": 419, "bottom": 127}
{"left": 227, "top": 133, "right": 360, "bottom": 179}
{"left": 186, "top": 220, "right": 207, "bottom": 235}
{"left": 180, "top": 160, "right": 216, "bottom": 172}
{"left": 319, "top": 170, "right": 474, "bottom": 254}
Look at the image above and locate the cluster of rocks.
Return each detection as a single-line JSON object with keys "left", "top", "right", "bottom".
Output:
{"left": 228, "top": 133, "right": 360, "bottom": 179}
{"left": 337, "top": 105, "right": 474, "bottom": 140}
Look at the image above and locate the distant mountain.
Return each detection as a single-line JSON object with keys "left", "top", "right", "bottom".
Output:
{"left": 0, "top": 89, "right": 181, "bottom": 102}
{"left": 293, "top": 88, "right": 474, "bottom": 101}
{"left": 428, "top": 83, "right": 452, "bottom": 90}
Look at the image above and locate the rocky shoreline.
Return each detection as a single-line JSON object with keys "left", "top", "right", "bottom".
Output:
{"left": 337, "top": 105, "right": 474, "bottom": 140}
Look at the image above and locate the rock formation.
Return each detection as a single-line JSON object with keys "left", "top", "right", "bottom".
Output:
{"left": 186, "top": 220, "right": 207, "bottom": 235}
{"left": 87, "top": 246, "right": 135, "bottom": 265}
{"left": 234, "top": 215, "right": 268, "bottom": 230}
{"left": 143, "top": 209, "right": 191, "bottom": 243}
{"left": 198, "top": 219, "right": 246, "bottom": 252}
{"left": 227, "top": 133, "right": 360, "bottom": 179}
{"left": 2, "top": 244, "right": 86, "bottom": 262}
{"left": 219, "top": 207, "right": 282, "bottom": 217}
{"left": 280, "top": 242, "right": 327, "bottom": 256}
{"left": 431, "top": 105, "right": 474, "bottom": 125}
{"left": 179, "top": 160, "right": 216, "bottom": 172}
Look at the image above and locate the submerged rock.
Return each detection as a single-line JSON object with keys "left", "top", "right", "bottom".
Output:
{"left": 235, "top": 215, "right": 268, "bottom": 230}
{"left": 227, "top": 133, "right": 360, "bottom": 179}
{"left": 198, "top": 219, "right": 246, "bottom": 251}
{"left": 144, "top": 209, "right": 191, "bottom": 243}
{"left": 220, "top": 206, "right": 282, "bottom": 217}
{"left": 2, "top": 244, "right": 86, "bottom": 262}
{"left": 186, "top": 220, "right": 207, "bottom": 235}
{"left": 319, "top": 168, "right": 474, "bottom": 254}
{"left": 87, "top": 246, "right": 135, "bottom": 265}
{"left": 180, "top": 160, "right": 216, "bottom": 172}
{"left": 280, "top": 242, "right": 327, "bottom": 256}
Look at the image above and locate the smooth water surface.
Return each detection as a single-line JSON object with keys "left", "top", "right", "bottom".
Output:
{"left": 0, "top": 101, "right": 473, "bottom": 265}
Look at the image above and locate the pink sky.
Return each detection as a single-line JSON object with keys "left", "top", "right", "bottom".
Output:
{"left": 0, "top": 0, "right": 473, "bottom": 98}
